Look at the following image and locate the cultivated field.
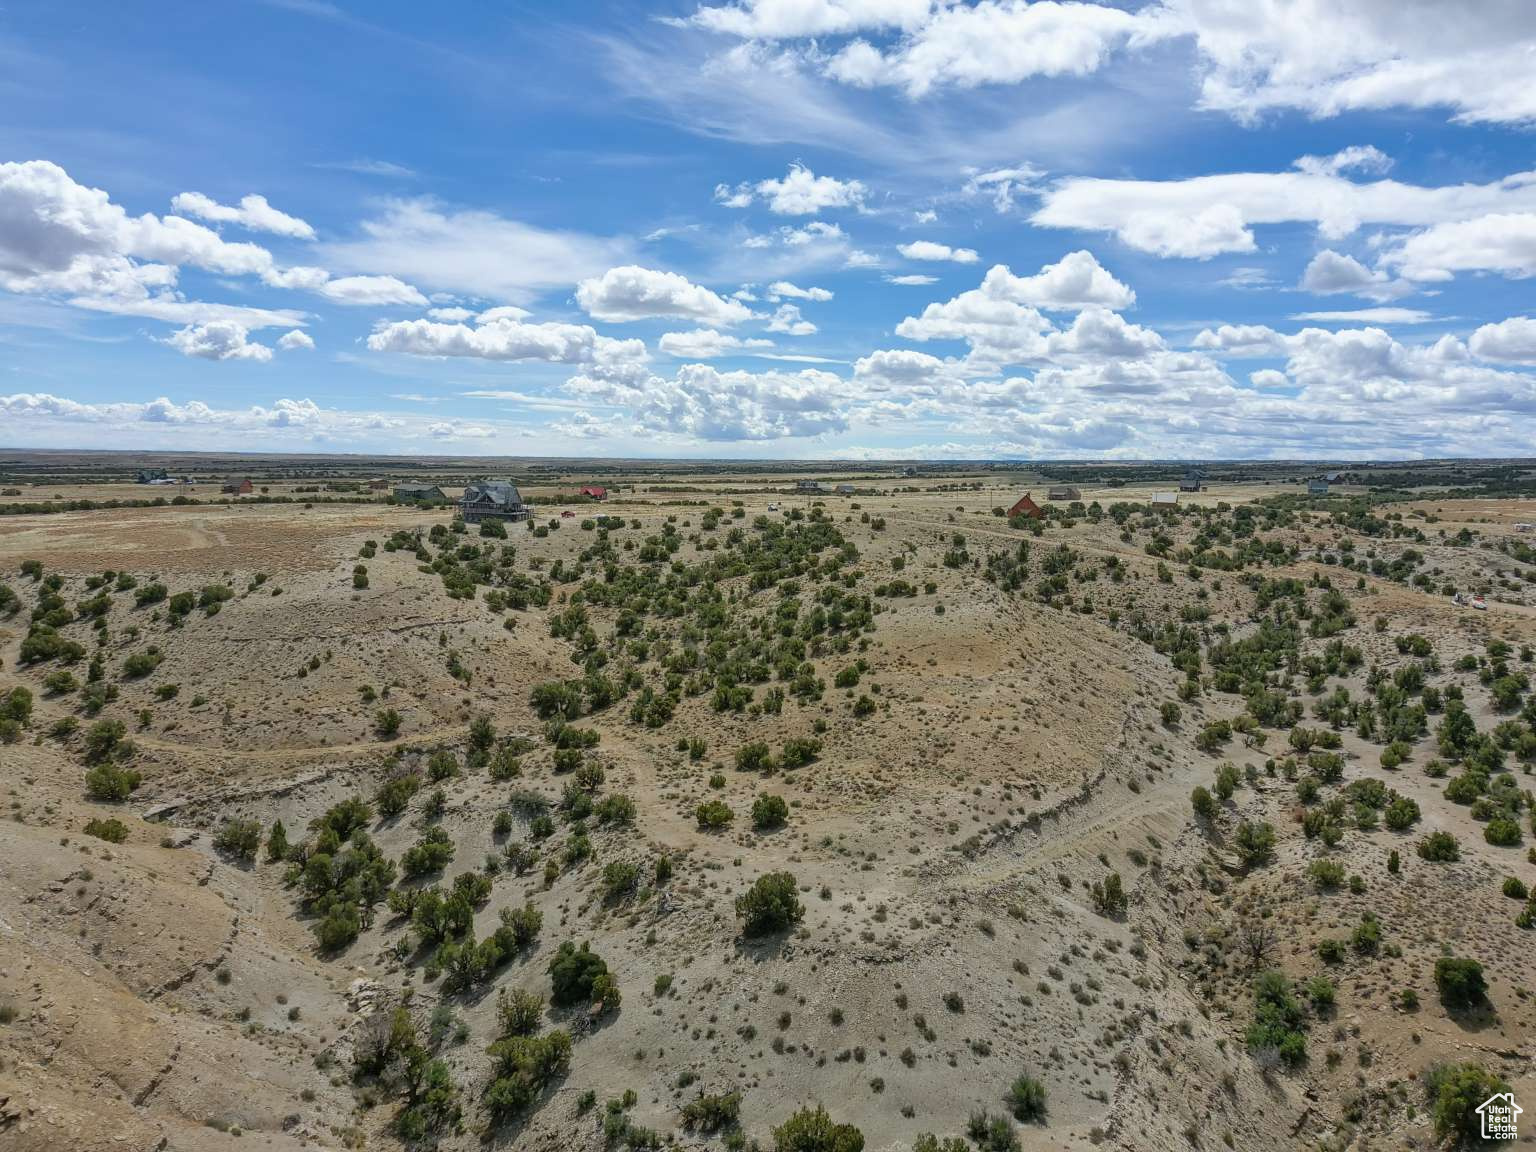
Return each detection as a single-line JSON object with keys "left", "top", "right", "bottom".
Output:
{"left": 2, "top": 457, "right": 1534, "bottom": 1152}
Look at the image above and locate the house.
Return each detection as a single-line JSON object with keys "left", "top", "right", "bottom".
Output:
{"left": 1308, "top": 478, "right": 1330, "bottom": 496}
{"left": 835, "top": 484, "right": 857, "bottom": 496}
{"left": 393, "top": 483, "right": 446, "bottom": 504}
{"left": 795, "top": 479, "right": 824, "bottom": 493}
{"left": 136, "top": 468, "right": 168, "bottom": 484}
{"left": 1151, "top": 491, "right": 1179, "bottom": 506}
{"left": 1179, "top": 470, "right": 1202, "bottom": 493}
{"left": 1324, "top": 471, "right": 1344, "bottom": 483}
{"left": 221, "top": 478, "right": 253, "bottom": 495}
{"left": 1046, "top": 485, "right": 1081, "bottom": 502}
{"left": 459, "top": 481, "right": 531, "bottom": 523}
{"left": 901, "top": 466, "right": 918, "bottom": 477}
{"left": 1007, "top": 493, "right": 1044, "bottom": 520}
{"left": 367, "top": 478, "right": 390, "bottom": 490}
{"left": 579, "top": 485, "right": 608, "bottom": 500}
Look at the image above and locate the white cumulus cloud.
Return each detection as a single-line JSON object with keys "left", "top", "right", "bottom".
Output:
{"left": 767, "top": 280, "right": 833, "bottom": 302}
{"left": 1469, "top": 315, "right": 1536, "bottom": 363}
{"left": 169, "top": 192, "right": 315, "bottom": 239}
{"left": 899, "top": 240, "right": 979, "bottom": 264}
{"left": 766, "top": 303, "right": 817, "bottom": 335}
{"left": 658, "top": 329, "right": 775, "bottom": 358}
{"left": 714, "top": 163, "right": 866, "bottom": 215}
{"left": 162, "top": 322, "right": 273, "bottom": 362}
{"left": 576, "top": 265, "right": 754, "bottom": 325}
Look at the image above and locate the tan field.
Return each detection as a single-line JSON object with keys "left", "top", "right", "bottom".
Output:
{"left": 1, "top": 458, "right": 1534, "bottom": 1152}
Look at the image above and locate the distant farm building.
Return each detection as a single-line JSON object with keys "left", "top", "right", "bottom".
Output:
{"left": 579, "top": 485, "right": 608, "bottom": 500}
{"left": 1151, "top": 491, "right": 1178, "bottom": 506}
{"left": 460, "top": 481, "right": 531, "bottom": 524}
{"left": 901, "top": 466, "right": 918, "bottom": 477}
{"left": 393, "top": 483, "right": 446, "bottom": 504}
{"left": 1308, "top": 478, "right": 1330, "bottom": 496}
{"left": 1008, "top": 493, "right": 1044, "bottom": 520}
{"left": 136, "top": 468, "right": 168, "bottom": 484}
{"left": 1324, "top": 471, "right": 1344, "bottom": 483}
{"left": 367, "top": 478, "right": 390, "bottom": 490}
{"left": 1179, "top": 470, "right": 1202, "bottom": 493}
{"left": 835, "top": 484, "right": 857, "bottom": 496}
{"left": 1046, "top": 485, "right": 1081, "bottom": 502}
{"left": 795, "top": 479, "right": 824, "bottom": 493}
{"left": 1, "top": 488, "right": 21, "bottom": 497}
{"left": 221, "top": 478, "right": 253, "bottom": 495}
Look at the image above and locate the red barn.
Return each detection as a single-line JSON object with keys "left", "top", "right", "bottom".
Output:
{"left": 1007, "top": 493, "right": 1043, "bottom": 520}
{"left": 222, "top": 478, "right": 253, "bottom": 495}
{"left": 579, "top": 485, "right": 608, "bottom": 500}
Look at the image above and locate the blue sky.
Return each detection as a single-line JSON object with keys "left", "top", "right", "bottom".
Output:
{"left": 2, "top": 0, "right": 1535, "bottom": 459}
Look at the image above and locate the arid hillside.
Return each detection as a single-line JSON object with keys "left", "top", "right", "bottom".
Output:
{"left": 2, "top": 470, "right": 1534, "bottom": 1152}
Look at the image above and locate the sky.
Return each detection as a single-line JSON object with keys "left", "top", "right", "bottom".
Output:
{"left": 2, "top": 0, "right": 1535, "bottom": 461}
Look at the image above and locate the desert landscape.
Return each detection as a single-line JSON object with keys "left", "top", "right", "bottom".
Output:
{"left": 1, "top": 453, "right": 1532, "bottom": 1151}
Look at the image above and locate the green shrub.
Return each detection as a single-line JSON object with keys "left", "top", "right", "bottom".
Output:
{"left": 735, "top": 741, "right": 774, "bottom": 773}
{"left": 401, "top": 826, "right": 455, "bottom": 877}
{"left": 82, "top": 718, "right": 127, "bottom": 764}
{"left": 1417, "top": 831, "right": 1460, "bottom": 862}
{"left": 695, "top": 799, "right": 734, "bottom": 830}
{"left": 548, "top": 941, "right": 612, "bottom": 1008}
{"left": 84, "top": 762, "right": 141, "bottom": 801}
{"left": 42, "top": 669, "right": 78, "bottom": 695}
{"left": 772, "top": 1105, "right": 863, "bottom": 1152}
{"left": 1308, "top": 859, "right": 1346, "bottom": 890}
{"left": 1305, "top": 976, "right": 1335, "bottom": 1011}
{"left": 1433, "top": 957, "right": 1487, "bottom": 1009}
{"left": 1484, "top": 817, "right": 1523, "bottom": 847}
{"left": 1245, "top": 970, "right": 1306, "bottom": 1069}
{"left": 484, "top": 1030, "right": 572, "bottom": 1124}
{"left": 752, "top": 793, "right": 789, "bottom": 831}
{"left": 1234, "top": 820, "right": 1276, "bottom": 868}
{"left": 495, "top": 987, "right": 544, "bottom": 1036}
{"left": 213, "top": 818, "right": 262, "bottom": 860}
{"left": 83, "top": 817, "right": 129, "bottom": 843}
{"left": 1425, "top": 1062, "right": 1509, "bottom": 1146}
{"left": 736, "top": 871, "right": 803, "bottom": 937}
{"left": 1007, "top": 1073, "right": 1048, "bottom": 1122}
{"left": 1352, "top": 913, "right": 1382, "bottom": 955}
{"left": 375, "top": 771, "right": 422, "bottom": 817}
{"left": 680, "top": 1091, "right": 742, "bottom": 1133}
{"left": 1383, "top": 795, "right": 1420, "bottom": 831}
{"left": 1090, "top": 872, "right": 1126, "bottom": 915}
{"left": 602, "top": 860, "right": 640, "bottom": 901}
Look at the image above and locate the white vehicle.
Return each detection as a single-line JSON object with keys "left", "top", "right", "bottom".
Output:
{"left": 767, "top": 502, "right": 779, "bottom": 512}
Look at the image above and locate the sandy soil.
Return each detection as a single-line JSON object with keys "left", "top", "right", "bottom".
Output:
{"left": 1, "top": 473, "right": 1533, "bottom": 1151}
